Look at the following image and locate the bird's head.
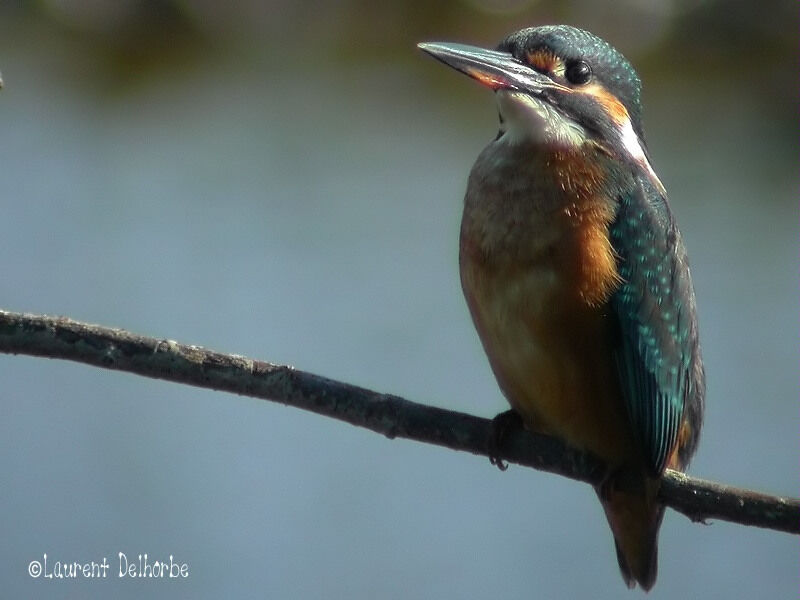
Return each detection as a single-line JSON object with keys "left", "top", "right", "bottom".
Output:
{"left": 419, "top": 25, "right": 663, "bottom": 192}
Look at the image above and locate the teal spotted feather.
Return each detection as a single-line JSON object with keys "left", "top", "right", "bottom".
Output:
{"left": 610, "top": 176, "right": 703, "bottom": 476}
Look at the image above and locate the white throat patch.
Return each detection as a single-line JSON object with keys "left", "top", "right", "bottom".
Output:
{"left": 495, "top": 90, "right": 586, "bottom": 148}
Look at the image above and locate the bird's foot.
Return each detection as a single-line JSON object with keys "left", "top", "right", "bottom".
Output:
{"left": 487, "top": 409, "right": 524, "bottom": 471}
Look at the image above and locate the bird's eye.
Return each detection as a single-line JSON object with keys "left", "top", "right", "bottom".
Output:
{"left": 565, "top": 60, "right": 592, "bottom": 85}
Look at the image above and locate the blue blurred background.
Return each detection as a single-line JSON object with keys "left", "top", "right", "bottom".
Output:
{"left": 0, "top": 1, "right": 796, "bottom": 598}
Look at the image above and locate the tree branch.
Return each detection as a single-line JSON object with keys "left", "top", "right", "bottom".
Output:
{"left": 0, "top": 309, "right": 796, "bottom": 535}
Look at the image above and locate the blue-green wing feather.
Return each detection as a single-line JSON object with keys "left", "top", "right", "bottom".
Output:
{"left": 609, "top": 177, "right": 701, "bottom": 476}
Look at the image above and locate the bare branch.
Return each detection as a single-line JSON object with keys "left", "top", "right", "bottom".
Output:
{"left": 0, "top": 309, "right": 797, "bottom": 535}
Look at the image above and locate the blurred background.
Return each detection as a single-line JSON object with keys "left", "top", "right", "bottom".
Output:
{"left": 0, "top": 1, "right": 796, "bottom": 598}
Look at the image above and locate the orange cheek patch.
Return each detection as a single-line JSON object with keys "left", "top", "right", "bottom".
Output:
{"left": 584, "top": 83, "right": 631, "bottom": 125}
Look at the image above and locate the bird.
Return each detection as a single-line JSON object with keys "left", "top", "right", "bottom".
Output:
{"left": 418, "top": 25, "right": 704, "bottom": 591}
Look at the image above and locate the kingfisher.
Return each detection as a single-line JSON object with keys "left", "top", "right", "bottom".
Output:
{"left": 419, "top": 26, "right": 704, "bottom": 590}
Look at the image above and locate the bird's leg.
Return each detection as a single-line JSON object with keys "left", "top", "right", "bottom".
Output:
{"left": 597, "top": 463, "right": 646, "bottom": 499}
{"left": 487, "top": 409, "right": 525, "bottom": 471}
{"left": 598, "top": 466, "right": 621, "bottom": 500}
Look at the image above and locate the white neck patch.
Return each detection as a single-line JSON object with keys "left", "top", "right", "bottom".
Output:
{"left": 617, "top": 115, "right": 666, "bottom": 195}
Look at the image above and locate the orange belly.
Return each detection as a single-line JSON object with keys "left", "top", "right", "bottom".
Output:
{"left": 460, "top": 253, "right": 636, "bottom": 465}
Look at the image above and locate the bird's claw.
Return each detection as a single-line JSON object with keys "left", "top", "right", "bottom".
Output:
{"left": 487, "top": 409, "right": 523, "bottom": 471}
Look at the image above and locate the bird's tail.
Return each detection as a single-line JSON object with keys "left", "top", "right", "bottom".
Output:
{"left": 597, "top": 473, "right": 664, "bottom": 591}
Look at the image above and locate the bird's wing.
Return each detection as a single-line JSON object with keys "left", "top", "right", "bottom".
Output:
{"left": 609, "top": 178, "right": 700, "bottom": 476}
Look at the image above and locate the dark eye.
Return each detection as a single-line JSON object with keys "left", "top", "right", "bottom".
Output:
{"left": 565, "top": 60, "right": 592, "bottom": 85}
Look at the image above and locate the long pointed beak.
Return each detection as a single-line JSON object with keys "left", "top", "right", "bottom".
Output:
{"left": 417, "top": 42, "right": 558, "bottom": 95}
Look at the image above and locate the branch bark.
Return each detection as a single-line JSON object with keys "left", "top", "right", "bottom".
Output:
{"left": 0, "top": 309, "right": 796, "bottom": 535}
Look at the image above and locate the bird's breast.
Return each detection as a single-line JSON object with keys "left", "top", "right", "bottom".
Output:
{"left": 459, "top": 140, "right": 635, "bottom": 462}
